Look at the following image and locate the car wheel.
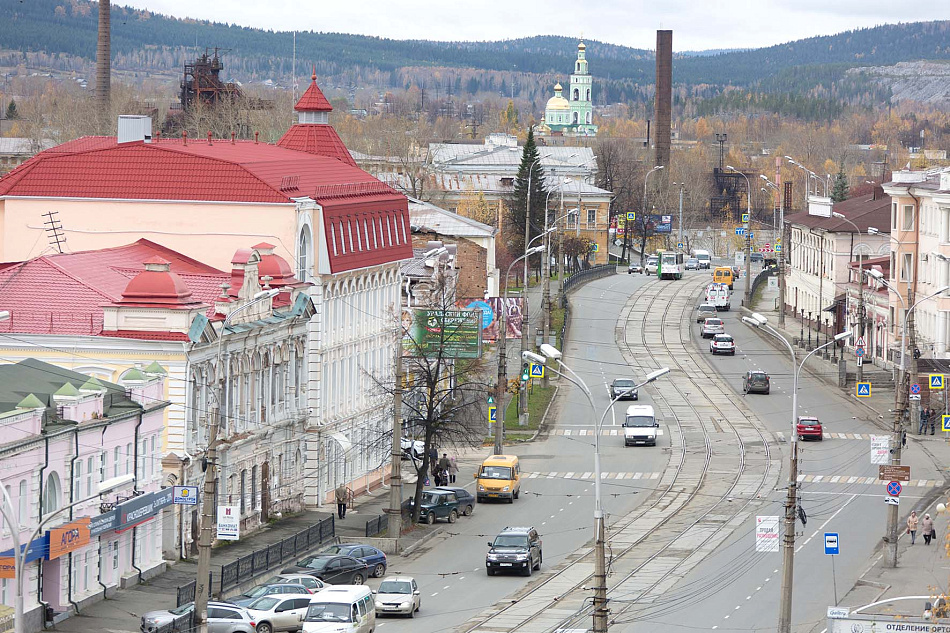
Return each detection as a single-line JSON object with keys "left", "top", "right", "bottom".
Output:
{"left": 373, "top": 563, "right": 386, "bottom": 578}
{"left": 464, "top": 504, "right": 473, "bottom": 516}
{"left": 764, "top": 389, "right": 770, "bottom": 394}
{"left": 448, "top": 510, "right": 457, "bottom": 523}
{"left": 256, "top": 624, "right": 273, "bottom": 633}
{"left": 351, "top": 573, "right": 365, "bottom": 585}
{"left": 522, "top": 564, "right": 532, "bottom": 577}
{"left": 408, "top": 607, "right": 415, "bottom": 618}
{"left": 513, "top": 488, "right": 520, "bottom": 500}
{"left": 487, "top": 568, "right": 495, "bottom": 576}
{"left": 426, "top": 512, "right": 436, "bottom": 525}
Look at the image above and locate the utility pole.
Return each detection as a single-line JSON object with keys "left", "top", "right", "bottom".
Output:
{"left": 779, "top": 181, "right": 792, "bottom": 327}
{"left": 885, "top": 297, "right": 909, "bottom": 568}
{"left": 857, "top": 254, "right": 865, "bottom": 382}
{"left": 777, "top": 435, "right": 798, "bottom": 633}
{"left": 494, "top": 304, "right": 507, "bottom": 455}
{"left": 387, "top": 347, "right": 404, "bottom": 541}
{"left": 677, "top": 183, "right": 685, "bottom": 243}
{"left": 593, "top": 511, "right": 607, "bottom": 633}
{"left": 194, "top": 404, "right": 218, "bottom": 632}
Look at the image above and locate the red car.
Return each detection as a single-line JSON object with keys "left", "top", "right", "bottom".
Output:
{"left": 797, "top": 416, "right": 823, "bottom": 441}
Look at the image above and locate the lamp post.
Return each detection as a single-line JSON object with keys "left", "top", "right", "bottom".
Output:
{"left": 865, "top": 267, "right": 949, "bottom": 567}
{"left": 195, "top": 288, "right": 279, "bottom": 631}
{"left": 726, "top": 166, "right": 753, "bottom": 305}
{"left": 494, "top": 246, "right": 546, "bottom": 454}
{"left": 528, "top": 345, "right": 669, "bottom": 633}
{"left": 743, "top": 313, "right": 851, "bottom": 633}
{"left": 638, "top": 166, "right": 664, "bottom": 266}
{"left": 0, "top": 474, "right": 135, "bottom": 633}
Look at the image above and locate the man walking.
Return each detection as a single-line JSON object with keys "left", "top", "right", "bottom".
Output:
{"left": 335, "top": 483, "right": 348, "bottom": 520}
{"left": 920, "top": 407, "right": 930, "bottom": 435}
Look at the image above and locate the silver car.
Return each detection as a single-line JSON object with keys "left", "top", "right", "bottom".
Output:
{"left": 140, "top": 601, "right": 255, "bottom": 633}
{"left": 245, "top": 594, "right": 313, "bottom": 633}
{"left": 701, "top": 318, "right": 725, "bottom": 339}
{"left": 374, "top": 576, "right": 421, "bottom": 618}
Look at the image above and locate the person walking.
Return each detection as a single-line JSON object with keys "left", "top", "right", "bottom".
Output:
{"left": 448, "top": 455, "right": 459, "bottom": 484}
{"left": 920, "top": 408, "right": 930, "bottom": 435}
{"left": 902, "top": 429, "right": 908, "bottom": 449}
{"left": 335, "top": 483, "right": 348, "bottom": 520}
{"left": 907, "top": 510, "right": 919, "bottom": 544}
{"left": 429, "top": 446, "right": 439, "bottom": 475}
{"left": 436, "top": 453, "right": 450, "bottom": 487}
{"left": 922, "top": 513, "right": 935, "bottom": 545}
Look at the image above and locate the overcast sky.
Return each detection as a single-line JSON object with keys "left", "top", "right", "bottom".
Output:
{"left": 118, "top": 0, "right": 944, "bottom": 50}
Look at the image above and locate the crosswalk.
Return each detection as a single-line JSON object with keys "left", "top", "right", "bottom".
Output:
{"left": 524, "top": 471, "right": 661, "bottom": 481}
{"left": 551, "top": 428, "right": 658, "bottom": 436}
{"left": 797, "top": 474, "right": 943, "bottom": 487}
{"left": 776, "top": 431, "right": 888, "bottom": 442}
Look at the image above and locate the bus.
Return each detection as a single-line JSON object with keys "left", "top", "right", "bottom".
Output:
{"left": 656, "top": 250, "right": 685, "bottom": 280}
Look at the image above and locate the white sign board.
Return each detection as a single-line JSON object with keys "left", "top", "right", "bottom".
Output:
{"left": 828, "top": 615, "right": 950, "bottom": 632}
{"left": 173, "top": 485, "right": 199, "bottom": 505}
{"left": 870, "top": 435, "right": 891, "bottom": 465}
{"left": 826, "top": 607, "right": 849, "bottom": 619}
{"left": 217, "top": 505, "right": 240, "bottom": 541}
{"left": 767, "top": 277, "right": 778, "bottom": 289}
{"left": 755, "top": 515, "right": 781, "bottom": 552}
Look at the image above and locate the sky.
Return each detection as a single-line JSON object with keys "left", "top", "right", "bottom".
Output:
{"left": 117, "top": 0, "right": 947, "bottom": 51}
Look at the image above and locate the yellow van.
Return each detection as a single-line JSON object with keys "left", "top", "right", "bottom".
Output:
{"left": 713, "top": 266, "right": 734, "bottom": 289}
{"left": 475, "top": 454, "right": 521, "bottom": 503}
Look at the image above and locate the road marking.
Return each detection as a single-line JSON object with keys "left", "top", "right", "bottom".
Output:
{"left": 431, "top": 592, "right": 438, "bottom": 596}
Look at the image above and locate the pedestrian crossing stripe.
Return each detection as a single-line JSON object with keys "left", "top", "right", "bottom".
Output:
{"left": 524, "top": 471, "right": 661, "bottom": 481}
{"left": 554, "top": 429, "right": 664, "bottom": 436}
{"left": 931, "top": 374, "right": 945, "bottom": 390}
{"left": 856, "top": 382, "right": 871, "bottom": 397}
{"left": 796, "top": 474, "right": 943, "bottom": 487}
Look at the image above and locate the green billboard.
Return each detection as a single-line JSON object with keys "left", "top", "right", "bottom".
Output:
{"left": 402, "top": 308, "right": 482, "bottom": 359}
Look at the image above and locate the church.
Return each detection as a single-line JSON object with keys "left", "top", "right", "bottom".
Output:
{"left": 539, "top": 41, "right": 598, "bottom": 138}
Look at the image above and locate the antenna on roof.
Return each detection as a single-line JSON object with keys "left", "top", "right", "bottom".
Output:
{"left": 42, "top": 210, "right": 66, "bottom": 253}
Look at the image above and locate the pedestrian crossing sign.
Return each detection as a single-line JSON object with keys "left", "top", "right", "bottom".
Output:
{"left": 530, "top": 363, "right": 545, "bottom": 378}
{"left": 775, "top": 244, "right": 782, "bottom": 252}
{"left": 943, "top": 415, "right": 950, "bottom": 432}
{"left": 931, "top": 374, "right": 945, "bottom": 390}
{"left": 590, "top": 243, "right": 599, "bottom": 252}
{"left": 489, "top": 405, "right": 497, "bottom": 423}
{"left": 742, "top": 213, "right": 750, "bottom": 223}
{"left": 856, "top": 382, "right": 871, "bottom": 397}
{"left": 627, "top": 211, "right": 636, "bottom": 221}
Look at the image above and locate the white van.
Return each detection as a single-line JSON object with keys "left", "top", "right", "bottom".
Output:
{"left": 692, "top": 249, "right": 711, "bottom": 269}
{"left": 623, "top": 404, "right": 660, "bottom": 446}
{"left": 705, "top": 283, "right": 731, "bottom": 311}
{"left": 302, "top": 586, "right": 375, "bottom": 633}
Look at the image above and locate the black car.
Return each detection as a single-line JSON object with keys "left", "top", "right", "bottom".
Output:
{"left": 743, "top": 370, "right": 770, "bottom": 394}
{"left": 434, "top": 486, "right": 475, "bottom": 516}
{"left": 282, "top": 554, "right": 369, "bottom": 585}
{"left": 486, "top": 526, "right": 542, "bottom": 577}
{"left": 610, "top": 378, "right": 638, "bottom": 400}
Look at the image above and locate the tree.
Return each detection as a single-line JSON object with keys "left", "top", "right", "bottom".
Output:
{"left": 504, "top": 127, "right": 548, "bottom": 276}
{"left": 831, "top": 162, "right": 849, "bottom": 202}
{"left": 499, "top": 100, "right": 519, "bottom": 134}
{"left": 5, "top": 99, "right": 18, "bottom": 120}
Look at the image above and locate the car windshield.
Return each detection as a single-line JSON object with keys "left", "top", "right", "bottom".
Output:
{"left": 248, "top": 597, "right": 280, "bottom": 611}
{"left": 613, "top": 380, "right": 635, "bottom": 388}
{"left": 245, "top": 585, "right": 277, "bottom": 598}
{"left": 624, "top": 415, "right": 655, "bottom": 427}
{"left": 750, "top": 372, "right": 768, "bottom": 380}
{"left": 688, "top": 259, "right": 698, "bottom": 264}
{"left": 296, "top": 556, "right": 329, "bottom": 570}
{"left": 493, "top": 535, "right": 528, "bottom": 548}
{"left": 714, "top": 335, "right": 733, "bottom": 342}
{"left": 169, "top": 604, "right": 194, "bottom": 616}
{"left": 305, "top": 603, "right": 352, "bottom": 623}
{"left": 705, "top": 319, "right": 723, "bottom": 326}
{"left": 481, "top": 466, "right": 512, "bottom": 479}
{"left": 420, "top": 492, "right": 443, "bottom": 505}
{"left": 699, "top": 306, "right": 715, "bottom": 312}
{"left": 378, "top": 580, "right": 413, "bottom": 594}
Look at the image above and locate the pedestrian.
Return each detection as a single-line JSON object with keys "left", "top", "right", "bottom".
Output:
{"left": 429, "top": 446, "right": 438, "bottom": 475}
{"left": 907, "top": 510, "right": 919, "bottom": 544}
{"left": 920, "top": 408, "right": 930, "bottom": 435}
{"left": 922, "top": 513, "right": 935, "bottom": 545}
{"left": 335, "top": 483, "right": 348, "bottom": 520}
{"left": 448, "top": 455, "right": 458, "bottom": 484}
{"left": 902, "top": 429, "right": 908, "bottom": 449}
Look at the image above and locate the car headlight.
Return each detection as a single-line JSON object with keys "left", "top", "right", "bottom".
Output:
{"left": 487, "top": 553, "right": 499, "bottom": 561}
{"left": 502, "top": 486, "right": 510, "bottom": 492}
{"left": 514, "top": 554, "right": 528, "bottom": 560}
{"left": 478, "top": 485, "right": 485, "bottom": 491}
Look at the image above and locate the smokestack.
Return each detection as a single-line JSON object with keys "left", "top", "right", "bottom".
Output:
{"left": 654, "top": 30, "right": 672, "bottom": 171}
{"left": 96, "top": 0, "right": 111, "bottom": 131}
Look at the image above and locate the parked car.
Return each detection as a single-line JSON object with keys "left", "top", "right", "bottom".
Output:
{"left": 696, "top": 304, "right": 718, "bottom": 323}
{"left": 610, "top": 378, "right": 639, "bottom": 400}
{"left": 743, "top": 370, "right": 771, "bottom": 394}
{"left": 750, "top": 252, "right": 764, "bottom": 263}
{"left": 245, "top": 594, "right": 313, "bottom": 633}
{"left": 373, "top": 576, "right": 421, "bottom": 618}
{"left": 701, "top": 318, "right": 725, "bottom": 338}
{"left": 320, "top": 543, "right": 387, "bottom": 578}
{"left": 401, "top": 437, "right": 424, "bottom": 460}
{"left": 434, "top": 486, "right": 475, "bottom": 516}
{"left": 628, "top": 262, "right": 643, "bottom": 274}
{"left": 797, "top": 416, "right": 823, "bottom": 441}
{"left": 141, "top": 602, "right": 256, "bottom": 633}
{"left": 282, "top": 554, "right": 370, "bottom": 585}
{"left": 645, "top": 257, "right": 659, "bottom": 275}
{"left": 486, "top": 526, "right": 543, "bottom": 577}
{"left": 230, "top": 583, "right": 313, "bottom": 608}
{"left": 410, "top": 488, "right": 462, "bottom": 524}
{"left": 685, "top": 258, "right": 699, "bottom": 270}
{"left": 709, "top": 333, "right": 736, "bottom": 355}
{"left": 262, "top": 574, "right": 325, "bottom": 592}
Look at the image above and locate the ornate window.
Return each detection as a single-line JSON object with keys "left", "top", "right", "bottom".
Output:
{"left": 297, "top": 226, "right": 312, "bottom": 280}
{"left": 586, "top": 89, "right": 590, "bottom": 101}
{"left": 573, "top": 112, "right": 579, "bottom": 124}
{"left": 42, "top": 471, "right": 61, "bottom": 516}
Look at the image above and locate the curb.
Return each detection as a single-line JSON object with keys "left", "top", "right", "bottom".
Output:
{"left": 399, "top": 525, "right": 445, "bottom": 558}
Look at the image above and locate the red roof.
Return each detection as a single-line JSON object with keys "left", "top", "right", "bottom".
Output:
{"left": 276, "top": 124, "right": 357, "bottom": 167}
{"left": 99, "top": 330, "right": 192, "bottom": 342}
{"left": 294, "top": 69, "right": 333, "bottom": 112}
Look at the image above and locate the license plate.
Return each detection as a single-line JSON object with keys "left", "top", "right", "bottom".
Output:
{"left": 488, "top": 494, "right": 499, "bottom": 497}
{"left": 499, "top": 563, "right": 512, "bottom": 567}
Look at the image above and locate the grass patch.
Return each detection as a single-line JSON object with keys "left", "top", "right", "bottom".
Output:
{"left": 503, "top": 384, "right": 556, "bottom": 430}
{"left": 550, "top": 304, "right": 565, "bottom": 335}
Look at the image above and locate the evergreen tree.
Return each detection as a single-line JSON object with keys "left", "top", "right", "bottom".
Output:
{"left": 505, "top": 126, "right": 549, "bottom": 263}
{"left": 831, "top": 162, "right": 849, "bottom": 202}
{"left": 5, "top": 99, "right": 18, "bottom": 120}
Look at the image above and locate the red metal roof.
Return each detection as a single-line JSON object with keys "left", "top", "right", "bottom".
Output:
{"left": 99, "top": 330, "right": 192, "bottom": 341}
{"left": 294, "top": 70, "right": 333, "bottom": 112}
{"left": 276, "top": 124, "right": 357, "bottom": 167}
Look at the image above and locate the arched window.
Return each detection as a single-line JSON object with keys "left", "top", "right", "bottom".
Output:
{"left": 42, "top": 472, "right": 61, "bottom": 516}
{"left": 573, "top": 88, "right": 579, "bottom": 101}
{"left": 297, "top": 227, "right": 311, "bottom": 280}
{"left": 587, "top": 112, "right": 592, "bottom": 124}
{"left": 18, "top": 480, "right": 26, "bottom": 520}
{"left": 586, "top": 89, "right": 590, "bottom": 101}
{"left": 573, "top": 112, "right": 579, "bottom": 124}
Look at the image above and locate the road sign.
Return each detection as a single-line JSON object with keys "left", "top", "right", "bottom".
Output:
{"left": 856, "top": 382, "right": 871, "bottom": 397}
{"left": 173, "top": 486, "right": 198, "bottom": 506}
{"left": 855, "top": 347, "right": 865, "bottom": 357}
{"left": 626, "top": 211, "right": 636, "bottom": 221}
{"left": 735, "top": 227, "right": 745, "bottom": 236}
{"left": 870, "top": 435, "right": 890, "bottom": 464}
{"left": 910, "top": 383, "right": 921, "bottom": 394}
{"left": 943, "top": 414, "right": 950, "bottom": 432}
{"left": 775, "top": 237, "right": 782, "bottom": 243}
{"left": 886, "top": 481, "right": 902, "bottom": 497}
{"left": 530, "top": 363, "right": 545, "bottom": 378}
{"left": 487, "top": 396, "right": 495, "bottom": 405}
{"left": 742, "top": 213, "right": 750, "bottom": 223}
{"left": 755, "top": 516, "right": 780, "bottom": 552}
{"left": 857, "top": 356, "right": 863, "bottom": 367}
{"left": 931, "top": 374, "right": 945, "bottom": 390}
{"left": 910, "top": 393, "right": 922, "bottom": 401}
{"left": 884, "top": 496, "right": 900, "bottom": 506}
{"left": 775, "top": 244, "right": 782, "bottom": 252}
{"left": 855, "top": 336, "right": 866, "bottom": 346}
{"left": 488, "top": 405, "right": 497, "bottom": 423}
{"left": 879, "top": 465, "right": 910, "bottom": 482}
{"left": 824, "top": 533, "right": 839, "bottom": 555}
{"left": 590, "top": 243, "right": 599, "bottom": 252}
{"left": 747, "top": 232, "right": 754, "bottom": 239}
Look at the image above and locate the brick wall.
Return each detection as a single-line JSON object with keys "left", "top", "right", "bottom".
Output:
{"left": 412, "top": 233, "right": 487, "bottom": 299}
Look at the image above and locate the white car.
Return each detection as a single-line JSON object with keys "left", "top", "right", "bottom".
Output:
{"left": 263, "top": 573, "right": 325, "bottom": 592}
{"left": 709, "top": 333, "right": 736, "bottom": 355}
{"left": 686, "top": 258, "right": 699, "bottom": 270}
{"left": 246, "top": 594, "right": 313, "bottom": 633}
{"left": 645, "top": 257, "right": 659, "bottom": 274}
{"left": 374, "top": 576, "right": 421, "bottom": 618}
{"left": 401, "top": 437, "right": 424, "bottom": 460}
{"left": 701, "top": 318, "right": 725, "bottom": 339}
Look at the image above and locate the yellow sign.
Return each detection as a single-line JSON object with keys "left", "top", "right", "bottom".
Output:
{"left": 856, "top": 382, "right": 871, "bottom": 397}
{"left": 931, "top": 374, "right": 945, "bottom": 390}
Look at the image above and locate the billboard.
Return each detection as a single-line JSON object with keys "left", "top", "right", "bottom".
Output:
{"left": 402, "top": 309, "right": 482, "bottom": 358}
{"left": 456, "top": 298, "right": 524, "bottom": 341}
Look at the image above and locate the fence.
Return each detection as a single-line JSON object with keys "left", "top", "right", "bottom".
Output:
{"left": 560, "top": 264, "right": 616, "bottom": 302}
{"left": 175, "top": 573, "right": 212, "bottom": 607}
{"left": 218, "top": 516, "right": 335, "bottom": 593}
{"left": 365, "top": 514, "right": 389, "bottom": 537}
{"left": 153, "top": 609, "right": 195, "bottom": 633}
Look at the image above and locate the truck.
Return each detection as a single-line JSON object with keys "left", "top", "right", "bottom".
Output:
{"left": 691, "top": 249, "right": 711, "bottom": 269}
{"left": 705, "top": 282, "right": 731, "bottom": 311}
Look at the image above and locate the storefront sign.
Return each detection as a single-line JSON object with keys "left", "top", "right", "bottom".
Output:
{"left": 115, "top": 488, "right": 174, "bottom": 533}
{"left": 88, "top": 510, "right": 118, "bottom": 537}
{"left": 48, "top": 517, "right": 91, "bottom": 560}
{"left": 217, "top": 506, "right": 240, "bottom": 541}
{"left": 0, "top": 534, "right": 50, "bottom": 578}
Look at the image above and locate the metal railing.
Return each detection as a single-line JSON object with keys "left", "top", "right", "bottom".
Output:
{"left": 365, "top": 514, "right": 389, "bottom": 537}
{"left": 153, "top": 610, "right": 195, "bottom": 633}
{"left": 175, "top": 573, "right": 211, "bottom": 607}
{"left": 218, "top": 516, "right": 335, "bottom": 592}
{"left": 560, "top": 264, "right": 616, "bottom": 302}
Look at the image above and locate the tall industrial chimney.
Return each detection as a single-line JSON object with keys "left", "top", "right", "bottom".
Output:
{"left": 654, "top": 30, "right": 672, "bottom": 171}
{"left": 96, "top": 0, "right": 111, "bottom": 131}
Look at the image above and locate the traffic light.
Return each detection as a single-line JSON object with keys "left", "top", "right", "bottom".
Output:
{"left": 914, "top": 348, "right": 922, "bottom": 360}
{"left": 521, "top": 362, "right": 530, "bottom": 382}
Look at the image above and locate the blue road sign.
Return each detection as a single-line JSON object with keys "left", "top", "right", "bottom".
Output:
{"left": 775, "top": 244, "right": 782, "bottom": 252}
{"left": 488, "top": 406, "right": 497, "bottom": 422}
{"left": 735, "top": 227, "right": 745, "bottom": 236}
{"left": 677, "top": 242, "right": 684, "bottom": 249}
{"left": 931, "top": 374, "right": 945, "bottom": 390}
{"left": 747, "top": 232, "right": 754, "bottom": 239}
{"left": 824, "top": 533, "right": 839, "bottom": 555}
{"left": 855, "top": 347, "right": 865, "bottom": 357}
{"left": 886, "top": 481, "right": 902, "bottom": 497}
{"left": 856, "top": 382, "right": 871, "bottom": 397}
{"left": 626, "top": 211, "right": 636, "bottom": 221}
{"left": 943, "top": 415, "right": 950, "bottom": 432}
{"left": 911, "top": 383, "right": 921, "bottom": 394}
{"left": 530, "top": 363, "right": 545, "bottom": 378}
{"left": 742, "top": 213, "right": 750, "bottom": 223}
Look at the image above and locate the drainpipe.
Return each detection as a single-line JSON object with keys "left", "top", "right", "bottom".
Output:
{"left": 130, "top": 526, "right": 143, "bottom": 584}
{"left": 130, "top": 412, "right": 144, "bottom": 582}
{"left": 97, "top": 426, "right": 109, "bottom": 598}
{"left": 37, "top": 435, "right": 50, "bottom": 626}
{"left": 67, "top": 430, "right": 80, "bottom": 615}
{"left": 96, "top": 538, "right": 108, "bottom": 599}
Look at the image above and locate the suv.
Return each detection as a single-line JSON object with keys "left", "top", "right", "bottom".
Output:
{"left": 407, "top": 489, "right": 462, "bottom": 524}
{"left": 645, "top": 257, "right": 659, "bottom": 275}
{"left": 709, "top": 333, "right": 736, "bottom": 355}
{"left": 797, "top": 416, "right": 823, "bottom": 441}
{"left": 696, "top": 304, "right": 717, "bottom": 323}
{"left": 610, "top": 378, "right": 638, "bottom": 400}
{"left": 486, "top": 527, "right": 542, "bottom": 577}
{"left": 701, "top": 318, "right": 725, "bottom": 338}
{"left": 743, "top": 370, "right": 770, "bottom": 394}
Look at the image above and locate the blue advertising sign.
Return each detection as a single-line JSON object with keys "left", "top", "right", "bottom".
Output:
{"left": 0, "top": 534, "right": 50, "bottom": 565}
{"left": 88, "top": 510, "right": 118, "bottom": 537}
{"left": 115, "top": 488, "right": 174, "bottom": 532}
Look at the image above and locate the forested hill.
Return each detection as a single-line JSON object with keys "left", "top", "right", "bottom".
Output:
{"left": 3, "top": 0, "right": 950, "bottom": 89}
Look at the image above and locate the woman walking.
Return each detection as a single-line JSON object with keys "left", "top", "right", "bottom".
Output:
{"left": 922, "top": 513, "right": 935, "bottom": 545}
{"left": 907, "top": 510, "right": 919, "bottom": 544}
{"left": 448, "top": 455, "right": 459, "bottom": 484}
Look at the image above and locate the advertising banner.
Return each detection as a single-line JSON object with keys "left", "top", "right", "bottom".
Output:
{"left": 217, "top": 506, "right": 240, "bottom": 541}
{"left": 115, "top": 488, "right": 174, "bottom": 533}
{"left": 402, "top": 309, "right": 482, "bottom": 358}
{"left": 456, "top": 297, "right": 524, "bottom": 341}
{"left": 48, "top": 517, "right": 91, "bottom": 560}
{"left": 870, "top": 435, "right": 890, "bottom": 465}
{"left": 755, "top": 515, "right": 780, "bottom": 552}
{"left": 88, "top": 510, "right": 118, "bottom": 537}
{"left": 0, "top": 534, "right": 50, "bottom": 578}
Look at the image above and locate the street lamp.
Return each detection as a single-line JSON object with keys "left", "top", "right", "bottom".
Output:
{"left": 530, "top": 345, "right": 669, "bottom": 633}
{"left": 0, "top": 474, "right": 135, "bottom": 633}
{"left": 726, "top": 165, "right": 753, "bottom": 305}
{"left": 742, "top": 313, "right": 851, "bottom": 633}
{"left": 785, "top": 156, "right": 827, "bottom": 197}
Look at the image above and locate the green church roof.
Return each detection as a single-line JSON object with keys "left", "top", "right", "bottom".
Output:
{"left": 54, "top": 382, "right": 80, "bottom": 397}
{"left": 121, "top": 368, "right": 147, "bottom": 382}
{"left": 16, "top": 393, "right": 45, "bottom": 409}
